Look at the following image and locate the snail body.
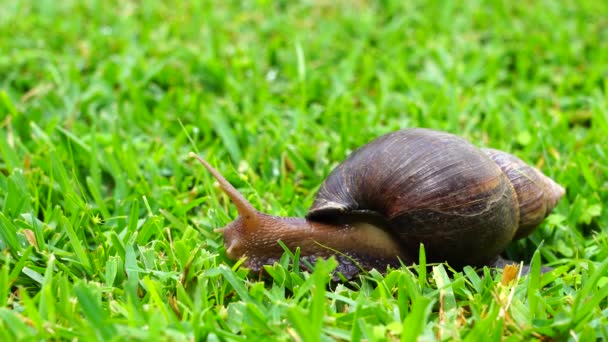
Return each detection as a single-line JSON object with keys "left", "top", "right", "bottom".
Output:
{"left": 192, "top": 128, "right": 564, "bottom": 278}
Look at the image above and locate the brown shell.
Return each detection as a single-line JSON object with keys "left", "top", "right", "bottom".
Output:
{"left": 307, "top": 128, "right": 547, "bottom": 267}
{"left": 482, "top": 148, "right": 565, "bottom": 239}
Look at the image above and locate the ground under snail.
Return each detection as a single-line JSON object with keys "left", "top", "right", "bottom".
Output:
{"left": 191, "top": 128, "right": 565, "bottom": 278}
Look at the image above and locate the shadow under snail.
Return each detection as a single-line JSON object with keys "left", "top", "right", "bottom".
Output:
{"left": 191, "top": 128, "right": 565, "bottom": 278}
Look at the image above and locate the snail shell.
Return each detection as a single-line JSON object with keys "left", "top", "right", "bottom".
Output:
{"left": 307, "top": 128, "right": 564, "bottom": 268}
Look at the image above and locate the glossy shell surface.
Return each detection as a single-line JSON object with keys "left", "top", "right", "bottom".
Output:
{"left": 307, "top": 128, "right": 520, "bottom": 266}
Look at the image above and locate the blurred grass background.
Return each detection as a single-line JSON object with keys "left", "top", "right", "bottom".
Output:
{"left": 1, "top": 0, "right": 607, "bottom": 340}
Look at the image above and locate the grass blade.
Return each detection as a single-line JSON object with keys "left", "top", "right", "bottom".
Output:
{"left": 0, "top": 213, "right": 20, "bottom": 255}
{"left": 61, "top": 215, "right": 92, "bottom": 273}
{"left": 401, "top": 296, "right": 433, "bottom": 342}
{"left": 74, "top": 282, "right": 117, "bottom": 340}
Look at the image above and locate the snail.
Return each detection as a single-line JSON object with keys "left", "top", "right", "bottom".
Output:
{"left": 191, "top": 128, "right": 564, "bottom": 278}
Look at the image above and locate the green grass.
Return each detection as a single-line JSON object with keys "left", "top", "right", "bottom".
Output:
{"left": 1, "top": 0, "right": 607, "bottom": 340}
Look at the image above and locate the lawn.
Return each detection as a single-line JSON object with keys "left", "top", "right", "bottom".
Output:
{"left": 1, "top": 0, "right": 607, "bottom": 340}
